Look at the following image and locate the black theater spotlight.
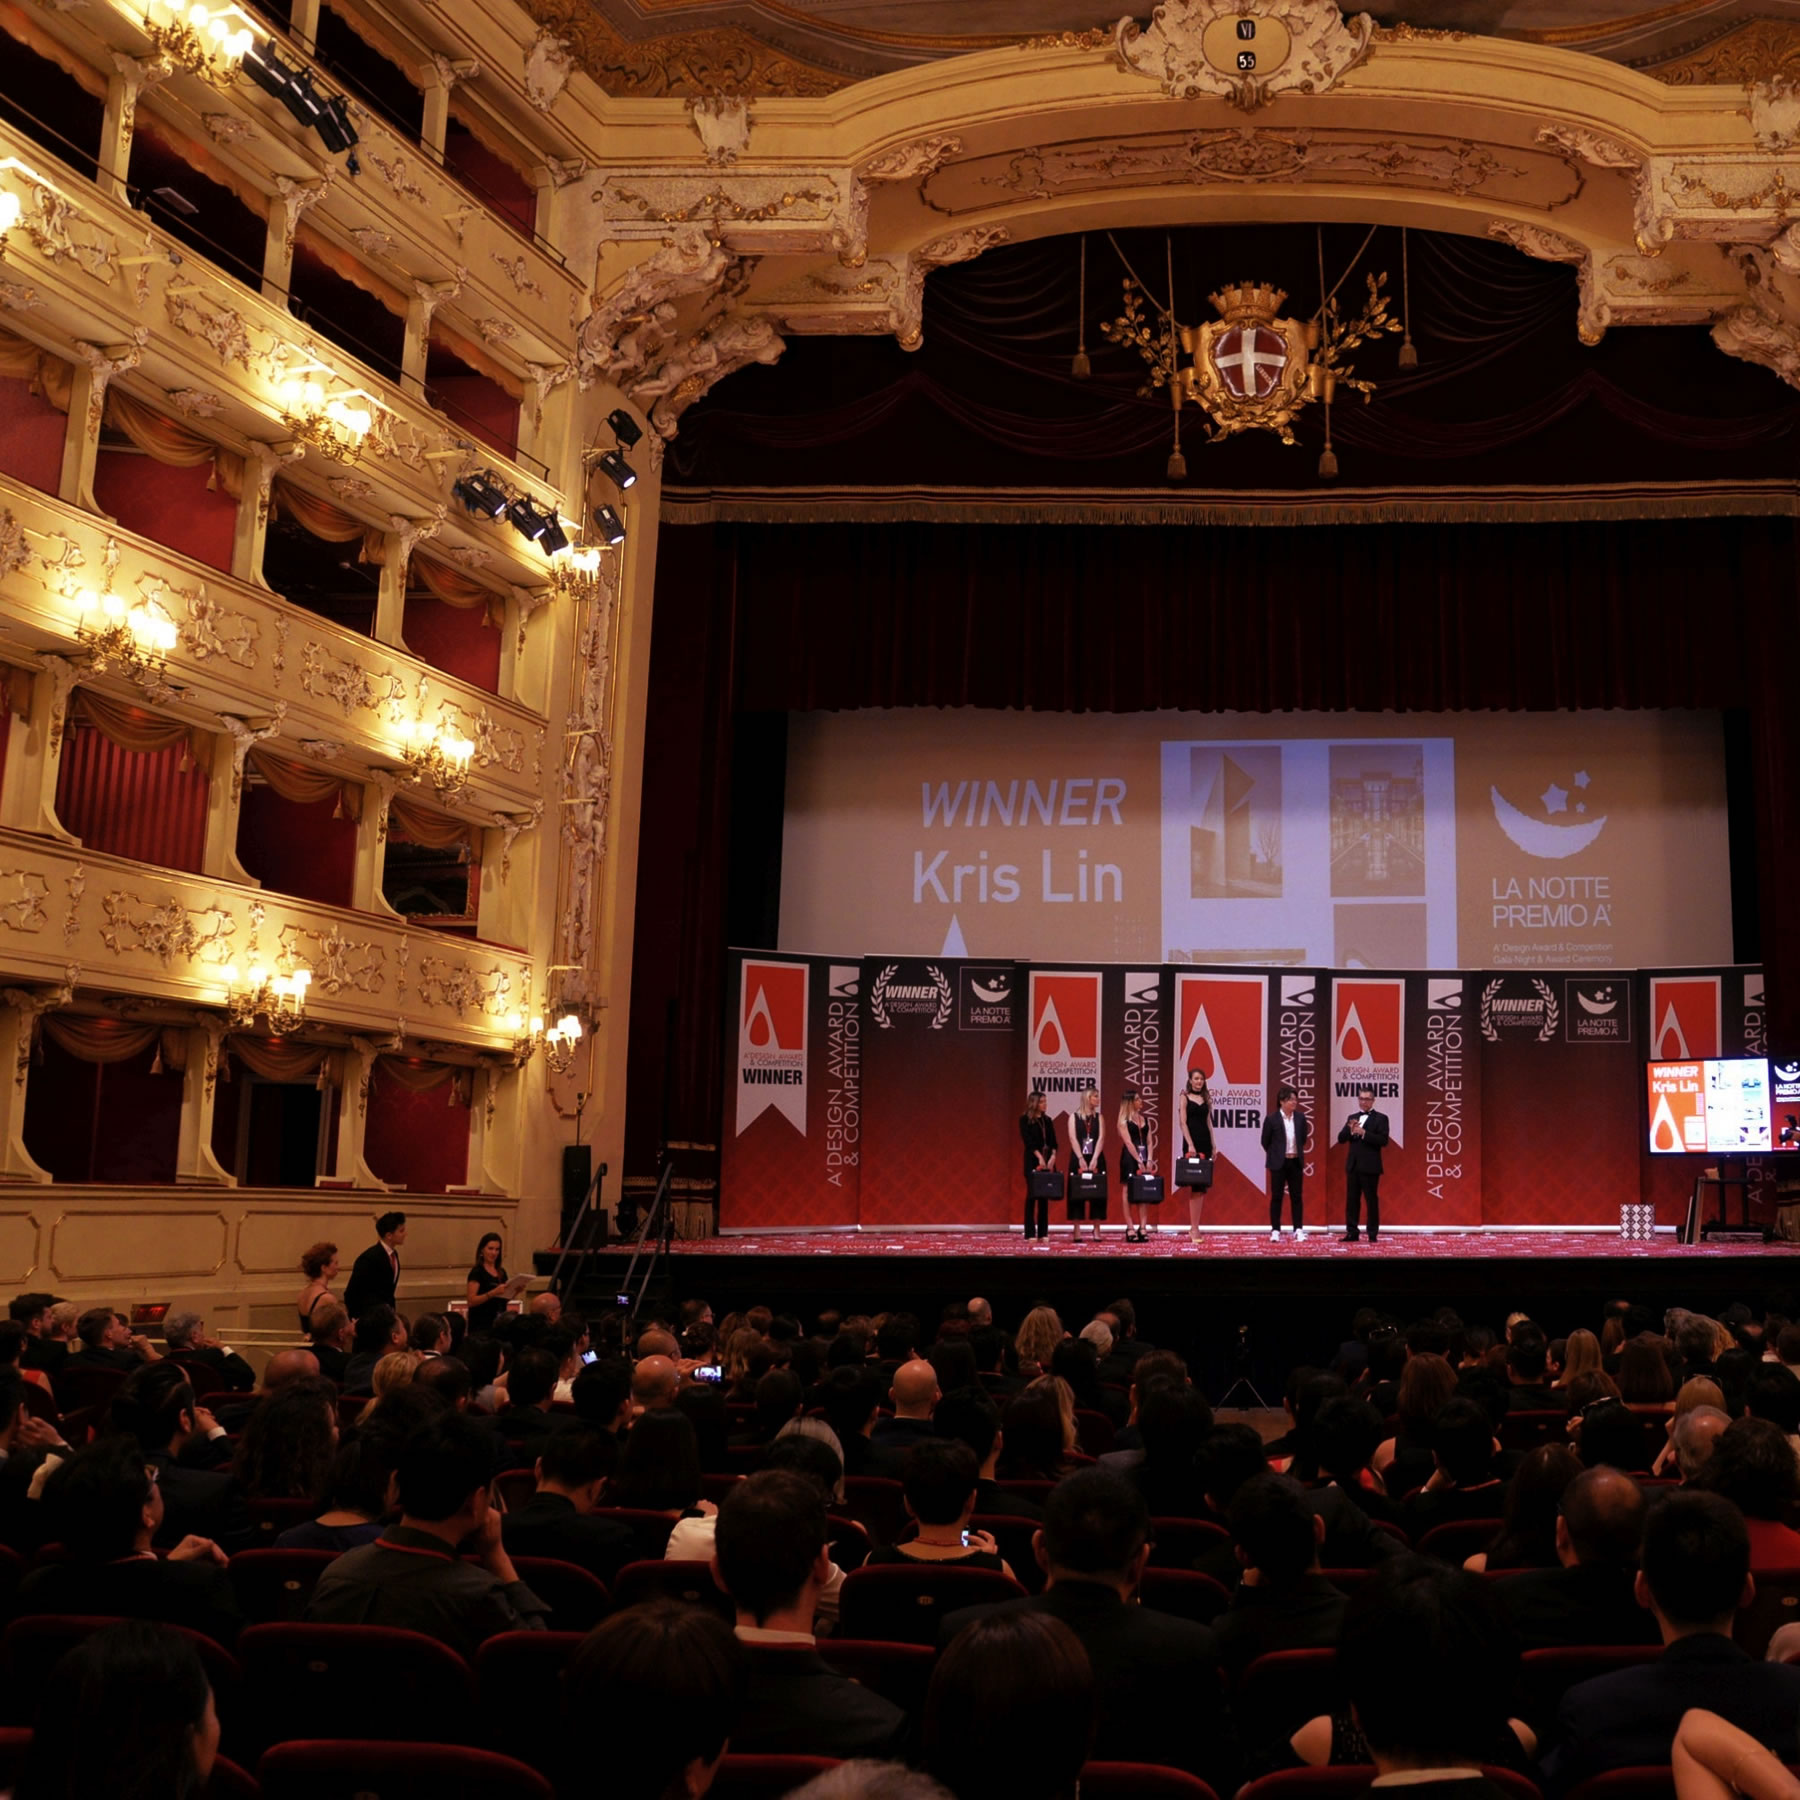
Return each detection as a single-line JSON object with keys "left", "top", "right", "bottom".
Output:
{"left": 538, "top": 513, "right": 570, "bottom": 557}
{"left": 592, "top": 505, "right": 626, "bottom": 548}
{"left": 241, "top": 38, "right": 303, "bottom": 104}
{"left": 606, "top": 408, "right": 643, "bottom": 450}
{"left": 506, "top": 496, "right": 551, "bottom": 543}
{"left": 452, "top": 471, "right": 509, "bottom": 520}
{"left": 314, "top": 93, "right": 360, "bottom": 160}
{"left": 596, "top": 447, "right": 636, "bottom": 491}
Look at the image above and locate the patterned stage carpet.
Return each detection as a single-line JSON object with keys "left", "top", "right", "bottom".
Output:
{"left": 690, "top": 1229, "right": 1797, "bottom": 1261}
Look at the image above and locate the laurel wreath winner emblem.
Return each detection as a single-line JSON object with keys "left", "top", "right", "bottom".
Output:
{"left": 1479, "top": 977, "right": 1504, "bottom": 1044}
{"left": 869, "top": 963, "right": 898, "bottom": 1030}
{"left": 925, "top": 963, "right": 953, "bottom": 1030}
{"left": 1533, "top": 977, "right": 1560, "bottom": 1043}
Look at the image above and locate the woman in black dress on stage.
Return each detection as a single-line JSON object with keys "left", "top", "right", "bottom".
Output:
{"left": 1019, "top": 1090, "right": 1058, "bottom": 1241}
{"left": 1066, "top": 1085, "right": 1107, "bottom": 1242}
{"left": 1119, "top": 1087, "right": 1157, "bottom": 1243}
{"left": 1181, "top": 1068, "right": 1214, "bottom": 1245}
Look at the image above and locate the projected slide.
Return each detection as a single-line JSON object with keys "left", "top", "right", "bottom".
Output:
{"left": 779, "top": 709, "right": 1731, "bottom": 971}
{"left": 1648, "top": 1057, "right": 1785, "bottom": 1154}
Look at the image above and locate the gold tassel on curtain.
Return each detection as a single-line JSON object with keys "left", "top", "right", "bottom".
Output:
{"left": 246, "top": 747, "right": 364, "bottom": 822}
{"left": 72, "top": 689, "right": 214, "bottom": 773}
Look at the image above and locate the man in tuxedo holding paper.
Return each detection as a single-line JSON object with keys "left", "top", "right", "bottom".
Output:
{"left": 1337, "top": 1086, "right": 1390, "bottom": 1245}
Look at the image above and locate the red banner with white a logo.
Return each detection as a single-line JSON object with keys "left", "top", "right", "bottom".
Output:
{"left": 1171, "top": 972, "right": 1270, "bottom": 1218}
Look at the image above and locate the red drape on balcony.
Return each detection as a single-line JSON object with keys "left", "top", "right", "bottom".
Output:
{"left": 235, "top": 782, "right": 358, "bottom": 908}
{"left": 55, "top": 720, "right": 210, "bottom": 872}
{"left": 362, "top": 1059, "right": 471, "bottom": 1192}
{"left": 22, "top": 1034, "right": 182, "bottom": 1182}
{"left": 92, "top": 454, "right": 238, "bottom": 573}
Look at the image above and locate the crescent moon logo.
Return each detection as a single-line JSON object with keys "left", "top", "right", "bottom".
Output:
{"left": 971, "top": 979, "right": 1011, "bottom": 1003}
{"left": 1490, "top": 787, "right": 1608, "bottom": 859}
{"left": 1577, "top": 989, "right": 1617, "bottom": 1016}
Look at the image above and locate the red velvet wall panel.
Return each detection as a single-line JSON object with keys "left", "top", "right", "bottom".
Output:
{"left": 92, "top": 452, "right": 237, "bottom": 573}
{"left": 0, "top": 377, "right": 65, "bottom": 495}
{"left": 425, "top": 374, "right": 518, "bottom": 462}
{"left": 235, "top": 785, "right": 358, "bottom": 908}
{"left": 362, "top": 1065, "right": 470, "bottom": 1193}
{"left": 22, "top": 1037, "right": 181, "bottom": 1182}
{"left": 402, "top": 593, "right": 501, "bottom": 693}
{"left": 55, "top": 725, "right": 208, "bottom": 872}
{"left": 443, "top": 121, "right": 537, "bottom": 237}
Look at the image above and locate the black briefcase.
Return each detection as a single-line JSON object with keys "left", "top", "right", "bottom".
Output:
{"left": 1128, "top": 1174, "right": 1165, "bottom": 1204}
{"left": 1175, "top": 1155, "right": 1213, "bottom": 1191}
{"left": 1029, "top": 1169, "right": 1065, "bottom": 1200}
{"left": 1070, "top": 1169, "right": 1107, "bottom": 1203}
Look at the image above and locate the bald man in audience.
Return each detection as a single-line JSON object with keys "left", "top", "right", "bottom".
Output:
{"left": 967, "top": 1298, "right": 993, "bottom": 1330}
{"left": 529, "top": 1292, "right": 562, "bottom": 1325}
{"left": 1498, "top": 1466, "right": 1659, "bottom": 1650}
{"left": 1675, "top": 1407, "right": 1731, "bottom": 1484}
{"left": 636, "top": 1327, "right": 681, "bottom": 1363}
{"left": 631, "top": 1355, "right": 679, "bottom": 1413}
{"left": 212, "top": 1347, "right": 321, "bottom": 1430}
{"left": 870, "top": 1359, "right": 940, "bottom": 1458}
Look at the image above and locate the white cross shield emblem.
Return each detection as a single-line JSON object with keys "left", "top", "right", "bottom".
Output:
{"left": 1212, "top": 324, "right": 1288, "bottom": 399}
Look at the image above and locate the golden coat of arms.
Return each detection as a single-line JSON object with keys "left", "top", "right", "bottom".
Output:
{"left": 1180, "top": 283, "right": 1312, "bottom": 443}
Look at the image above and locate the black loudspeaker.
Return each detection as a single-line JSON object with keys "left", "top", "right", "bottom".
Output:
{"left": 561, "top": 1146, "right": 595, "bottom": 1243}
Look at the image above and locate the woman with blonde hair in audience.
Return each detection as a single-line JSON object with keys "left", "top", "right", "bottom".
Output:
{"left": 1373, "top": 1351, "right": 1457, "bottom": 1498}
{"left": 1600, "top": 1314, "right": 1626, "bottom": 1362}
{"left": 1028, "top": 1373, "right": 1080, "bottom": 1457}
{"left": 295, "top": 1241, "right": 338, "bottom": 1335}
{"left": 1556, "top": 1328, "right": 1602, "bottom": 1391}
{"left": 1650, "top": 1375, "right": 1728, "bottom": 1475}
{"left": 720, "top": 1327, "right": 760, "bottom": 1390}
{"left": 367, "top": 1349, "right": 423, "bottom": 1406}
{"left": 1014, "top": 1305, "right": 1065, "bottom": 1381}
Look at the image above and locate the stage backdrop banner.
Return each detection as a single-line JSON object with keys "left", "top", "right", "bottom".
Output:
{"left": 859, "top": 954, "right": 1019, "bottom": 1227}
{"left": 719, "top": 951, "right": 860, "bottom": 1229}
{"left": 1168, "top": 970, "right": 1273, "bottom": 1224}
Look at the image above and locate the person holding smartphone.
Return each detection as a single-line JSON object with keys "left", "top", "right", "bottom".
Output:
{"left": 858, "top": 1440, "right": 1015, "bottom": 1578}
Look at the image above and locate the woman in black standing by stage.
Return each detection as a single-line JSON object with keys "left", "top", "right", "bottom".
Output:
{"left": 466, "top": 1232, "right": 523, "bottom": 1334}
{"left": 1119, "top": 1087, "right": 1156, "bottom": 1243}
{"left": 1020, "top": 1090, "right": 1059, "bottom": 1241}
{"left": 1066, "top": 1085, "right": 1107, "bottom": 1243}
{"left": 1180, "top": 1068, "right": 1214, "bottom": 1246}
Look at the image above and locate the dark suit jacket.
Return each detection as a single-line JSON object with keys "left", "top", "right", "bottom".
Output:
{"left": 869, "top": 1417, "right": 937, "bottom": 1458}
{"left": 311, "top": 1344, "right": 351, "bottom": 1386}
{"left": 501, "top": 1491, "right": 636, "bottom": 1585}
{"left": 16, "top": 1556, "right": 242, "bottom": 1648}
{"left": 1261, "top": 1108, "right": 1311, "bottom": 1172}
{"left": 1403, "top": 1478, "right": 1509, "bottom": 1541}
{"left": 343, "top": 1243, "right": 399, "bottom": 1321}
{"left": 1497, "top": 1561, "right": 1660, "bottom": 1651}
{"left": 974, "top": 1477, "right": 1043, "bottom": 1520}
{"left": 729, "top": 1644, "right": 904, "bottom": 1759}
{"left": 940, "top": 1578, "right": 1238, "bottom": 1792}
{"left": 149, "top": 1452, "right": 253, "bottom": 1555}
{"left": 1336, "top": 1107, "right": 1389, "bottom": 1173}
{"left": 1213, "top": 1573, "right": 1348, "bottom": 1682}
{"left": 1543, "top": 1633, "right": 1800, "bottom": 1795}
{"left": 172, "top": 1345, "right": 256, "bottom": 1394}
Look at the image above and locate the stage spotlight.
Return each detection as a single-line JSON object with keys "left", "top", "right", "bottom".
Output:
{"left": 596, "top": 448, "right": 636, "bottom": 491}
{"left": 538, "top": 513, "right": 569, "bottom": 557}
{"left": 592, "top": 505, "right": 626, "bottom": 547}
{"left": 506, "top": 496, "right": 549, "bottom": 542}
{"left": 315, "top": 93, "right": 359, "bottom": 155}
{"left": 452, "top": 471, "right": 508, "bottom": 519}
{"left": 606, "top": 408, "right": 643, "bottom": 450}
{"left": 241, "top": 38, "right": 301, "bottom": 102}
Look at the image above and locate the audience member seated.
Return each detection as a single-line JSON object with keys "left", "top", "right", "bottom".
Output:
{"left": 1214, "top": 1472, "right": 1348, "bottom": 1681}
{"left": 232, "top": 1375, "right": 338, "bottom": 1501}
{"left": 409, "top": 1313, "right": 452, "bottom": 1358}
{"left": 1747, "top": 1360, "right": 1800, "bottom": 1454}
{"left": 16, "top": 1439, "right": 241, "bottom": 1646}
{"left": 939, "top": 1467, "right": 1237, "bottom": 1792}
{"left": 1672, "top": 1708, "right": 1800, "bottom": 1800}
{"left": 736, "top": 1368, "right": 804, "bottom": 1447}
{"left": 712, "top": 1469, "right": 905, "bottom": 1758}
{"left": 824, "top": 1366, "right": 899, "bottom": 1478}
{"left": 1273, "top": 1372, "right": 1353, "bottom": 1481}
{"left": 1097, "top": 1349, "right": 1190, "bottom": 1461}
{"left": 935, "top": 1387, "right": 1042, "bottom": 1519}
{"left": 0, "top": 1320, "right": 54, "bottom": 1400}
{"left": 1374, "top": 1352, "right": 1458, "bottom": 1500}
{"left": 1695, "top": 1416, "right": 1800, "bottom": 1567}
{"left": 605, "top": 1406, "right": 715, "bottom": 1556}
{"left": 13, "top": 1619, "right": 222, "bottom": 1800}
{"left": 0, "top": 1367, "right": 70, "bottom": 1553}
{"left": 1496, "top": 1464, "right": 1658, "bottom": 1648}
{"left": 1673, "top": 1406, "right": 1732, "bottom": 1485}
{"left": 1572, "top": 1394, "right": 1656, "bottom": 1474}
{"left": 1618, "top": 1335, "right": 1678, "bottom": 1407}
{"left": 342, "top": 1306, "right": 405, "bottom": 1393}
{"left": 500, "top": 1428, "right": 634, "bottom": 1583}
{"left": 631, "top": 1353, "right": 681, "bottom": 1415}
{"left": 1298, "top": 1558, "right": 1530, "bottom": 1795}
{"left": 1652, "top": 1378, "right": 1729, "bottom": 1476}
{"left": 306, "top": 1413, "right": 548, "bottom": 1659}
{"left": 572, "top": 1357, "right": 633, "bottom": 1445}
{"left": 864, "top": 1439, "right": 1013, "bottom": 1576}
{"left": 11, "top": 1294, "right": 66, "bottom": 1383}
{"left": 561, "top": 1599, "right": 745, "bottom": 1800}
{"left": 1543, "top": 1490, "right": 1800, "bottom": 1794}
{"left": 925, "top": 1610, "right": 1093, "bottom": 1800}
{"left": 1466, "top": 1443, "right": 1582, "bottom": 1572}
{"left": 496, "top": 1347, "right": 573, "bottom": 1463}
{"left": 306, "top": 1302, "right": 353, "bottom": 1386}
{"left": 1124, "top": 1378, "right": 1213, "bottom": 1518}
{"left": 1404, "top": 1397, "right": 1508, "bottom": 1537}
{"left": 871, "top": 1359, "right": 941, "bottom": 1459}
{"left": 113, "top": 1363, "right": 250, "bottom": 1553}
{"left": 208, "top": 1347, "right": 322, "bottom": 1434}
{"left": 62, "top": 1308, "right": 162, "bottom": 1387}
{"left": 1051, "top": 1336, "right": 1121, "bottom": 1428}
{"left": 161, "top": 1312, "right": 254, "bottom": 1393}
{"left": 273, "top": 1428, "right": 394, "bottom": 1551}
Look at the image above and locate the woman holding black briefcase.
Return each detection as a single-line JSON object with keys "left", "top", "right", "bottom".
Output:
{"left": 1065, "top": 1086, "right": 1107, "bottom": 1242}
{"left": 1019, "top": 1089, "right": 1060, "bottom": 1241}
{"left": 1178, "top": 1068, "right": 1216, "bottom": 1246}
{"left": 1119, "top": 1087, "right": 1158, "bottom": 1243}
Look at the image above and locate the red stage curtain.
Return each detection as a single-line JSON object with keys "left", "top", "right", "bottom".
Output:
{"left": 56, "top": 718, "right": 209, "bottom": 873}
{"left": 626, "top": 514, "right": 1800, "bottom": 1182}
{"left": 362, "top": 1059, "right": 471, "bottom": 1192}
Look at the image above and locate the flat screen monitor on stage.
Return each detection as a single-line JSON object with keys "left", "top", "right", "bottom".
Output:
{"left": 1647, "top": 1057, "right": 1800, "bottom": 1154}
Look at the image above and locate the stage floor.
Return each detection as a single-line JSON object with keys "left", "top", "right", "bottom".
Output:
{"left": 698, "top": 1229, "right": 1797, "bottom": 1262}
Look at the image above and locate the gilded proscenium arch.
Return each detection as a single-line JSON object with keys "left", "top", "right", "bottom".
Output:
{"left": 570, "top": 18, "right": 1800, "bottom": 416}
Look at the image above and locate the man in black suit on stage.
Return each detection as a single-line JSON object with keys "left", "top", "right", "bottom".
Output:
{"left": 1337, "top": 1084, "right": 1390, "bottom": 1244}
{"left": 1260, "top": 1086, "right": 1311, "bottom": 1243}
{"left": 344, "top": 1211, "right": 406, "bottom": 1321}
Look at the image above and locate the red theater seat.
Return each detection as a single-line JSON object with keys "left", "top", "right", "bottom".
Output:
{"left": 1417, "top": 1520, "right": 1504, "bottom": 1565}
{"left": 1519, "top": 1646, "right": 1662, "bottom": 1735}
{"left": 1739, "top": 1570, "right": 1800, "bottom": 1658}
{"left": 243, "top": 1499, "right": 318, "bottom": 1547}
{"left": 505, "top": 1556, "right": 611, "bottom": 1630}
{"left": 838, "top": 1564, "right": 1026, "bottom": 1645}
{"left": 475, "top": 1630, "right": 585, "bottom": 1765}
{"left": 839, "top": 1476, "right": 908, "bottom": 1545}
{"left": 1235, "top": 1648, "right": 1339, "bottom": 1747}
{"left": 1081, "top": 1765, "right": 1220, "bottom": 1799}
{"left": 257, "top": 1740, "right": 550, "bottom": 1800}
{"left": 1147, "top": 1517, "right": 1231, "bottom": 1568}
{"left": 611, "top": 1558, "right": 731, "bottom": 1616}
{"left": 494, "top": 1467, "right": 538, "bottom": 1512}
{"left": 712, "top": 1755, "right": 840, "bottom": 1799}
{"left": 1241, "top": 1769, "right": 1542, "bottom": 1800}
{"left": 1076, "top": 1409, "right": 1117, "bottom": 1456}
{"left": 227, "top": 1549, "right": 339, "bottom": 1624}
{"left": 1139, "top": 1567, "right": 1233, "bottom": 1626}
{"left": 816, "top": 1638, "right": 936, "bottom": 1714}
{"left": 1564, "top": 1770, "right": 1678, "bottom": 1800}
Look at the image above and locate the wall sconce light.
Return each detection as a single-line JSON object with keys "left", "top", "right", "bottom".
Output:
{"left": 279, "top": 378, "right": 375, "bottom": 462}
{"left": 223, "top": 962, "right": 311, "bottom": 1032}
{"left": 143, "top": 0, "right": 259, "bottom": 82}
{"left": 544, "top": 1012, "right": 582, "bottom": 1074}
{"left": 397, "top": 715, "right": 474, "bottom": 801}
{"left": 506, "top": 1009, "right": 544, "bottom": 1065}
{"left": 74, "top": 588, "right": 179, "bottom": 678}
{"left": 548, "top": 543, "right": 602, "bottom": 603}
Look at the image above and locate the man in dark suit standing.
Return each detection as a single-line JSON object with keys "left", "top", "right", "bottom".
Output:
{"left": 1336, "top": 1084, "right": 1390, "bottom": 1243}
{"left": 1542, "top": 1491, "right": 1800, "bottom": 1795}
{"left": 344, "top": 1211, "right": 406, "bottom": 1321}
{"left": 939, "top": 1468, "right": 1238, "bottom": 1794}
{"left": 1260, "top": 1085, "right": 1311, "bottom": 1243}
